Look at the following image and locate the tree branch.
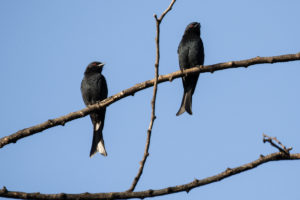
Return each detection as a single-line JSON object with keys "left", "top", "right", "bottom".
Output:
{"left": 263, "top": 133, "right": 292, "bottom": 154}
{"left": 1, "top": 52, "right": 300, "bottom": 149}
{"left": 1, "top": 152, "right": 299, "bottom": 200}
{"left": 127, "top": 0, "right": 177, "bottom": 192}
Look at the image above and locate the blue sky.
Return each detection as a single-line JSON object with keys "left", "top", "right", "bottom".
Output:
{"left": 1, "top": 0, "right": 300, "bottom": 199}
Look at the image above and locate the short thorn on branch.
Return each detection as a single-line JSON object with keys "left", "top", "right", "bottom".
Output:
{"left": 225, "top": 167, "right": 232, "bottom": 172}
{"left": 260, "top": 154, "right": 265, "bottom": 158}
{"left": 1, "top": 186, "right": 7, "bottom": 193}
{"left": 263, "top": 133, "right": 293, "bottom": 154}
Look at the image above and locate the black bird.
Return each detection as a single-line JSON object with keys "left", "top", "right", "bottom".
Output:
{"left": 81, "top": 61, "right": 108, "bottom": 157}
{"left": 176, "top": 22, "right": 204, "bottom": 116}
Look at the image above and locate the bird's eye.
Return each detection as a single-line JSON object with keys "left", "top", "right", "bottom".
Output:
{"left": 92, "top": 63, "right": 97, "bottom": 66}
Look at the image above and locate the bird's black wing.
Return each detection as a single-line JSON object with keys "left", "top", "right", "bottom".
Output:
{"left": 98, "top": 75, "right": 108, "bottom": 101}
{"left": 90, "top": 75, "right": 108, "bottom": 128}
{"left": 188, "top": 37, "right": 204, "bottom": 67}
{"left": 81, "top": 77, "right": 91, "bottom": 106}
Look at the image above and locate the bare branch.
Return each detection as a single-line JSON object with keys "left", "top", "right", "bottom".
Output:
{"left": 1, "top": 152, "right": 299, "bottom": 200}
{"left": 127, "top": 0, "right": 177, "bottom": 192}
{"left": 157, "top": 0, "right": 176, "bottom": 22}
{"left": 1, "top": 52, "right": 300, "bottom": 149}
{"left": 263, "top": 133, "right": 292, "bottom": 154}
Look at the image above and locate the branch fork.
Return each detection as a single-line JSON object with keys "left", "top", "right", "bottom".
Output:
{"left": 263, "top": 133, "right": 293, "bottom": 155}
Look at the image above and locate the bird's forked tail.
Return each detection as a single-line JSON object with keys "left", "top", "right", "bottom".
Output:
{"left": 176, "top": 89, "right": 193, "bottom": 116}
{"left": 90, "top": 123, "right": 107, "bottom": 157}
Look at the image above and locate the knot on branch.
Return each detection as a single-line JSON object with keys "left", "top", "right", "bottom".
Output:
{"left": 148, "top": 189, "right": 154, "bottom": 196}
{"left": 48, "top": 119, "right": 55, "bottom": 125}
{"left": 59, "top": 193, "right": 66, "bottom": 199}
{"left": 109, "top": 192, "right": 116, "bottom": 199}
{"left": 11, "top": 138, "right": 17, "bottom": 144}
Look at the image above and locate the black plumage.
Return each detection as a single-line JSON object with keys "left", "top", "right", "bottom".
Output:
{"left": 176, "top": 22, "right": 205, "bottom": 116}
{"left": 81, "top": 61, "right": 108, "bottom": 157}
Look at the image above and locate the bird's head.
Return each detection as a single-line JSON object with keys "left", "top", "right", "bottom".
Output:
{"left": 184, "top": 22, "right": 201, "bottom": 35}
{"left": 84, "top": 61, "right": 105, "bottom": 75}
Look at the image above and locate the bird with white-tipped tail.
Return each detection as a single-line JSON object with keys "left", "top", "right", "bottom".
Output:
{"left": 81, "top": 61, "right": 108, "bottom": 157}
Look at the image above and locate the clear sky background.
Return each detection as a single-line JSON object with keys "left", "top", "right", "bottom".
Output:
{"left": 1, "top": 1, "right": 300, "bottom": 199}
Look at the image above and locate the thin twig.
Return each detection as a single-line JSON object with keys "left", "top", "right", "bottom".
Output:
{"left": 263, "top": 133, "right": 292, "bottom": 154}
{"left": 127, "top": 0, "right": 177, "bottom": 192}
{"left": 1, "top": 52, "right": 300, "bottom": 149}
{"left": 157, "top": 0, "right": 176, "bottom": 21}
{"left": 1, "top": 152, "right": 299, "bottom": 200}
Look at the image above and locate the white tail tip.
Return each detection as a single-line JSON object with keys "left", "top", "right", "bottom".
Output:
{"left": 97, "top": 140, "right": 107, "bottom": 156}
